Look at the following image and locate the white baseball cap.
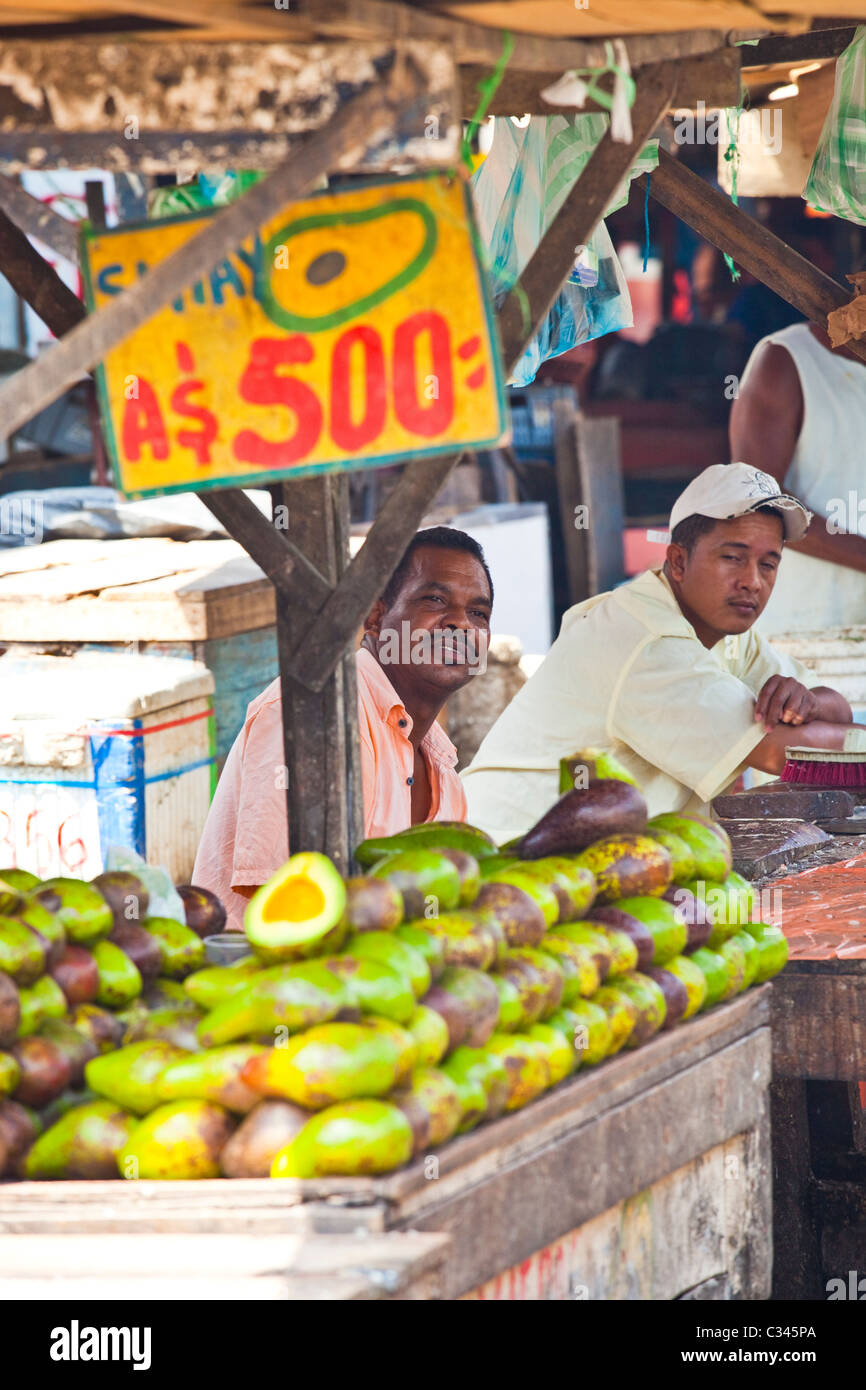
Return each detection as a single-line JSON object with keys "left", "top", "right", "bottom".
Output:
{"left": 669, "top": 463, "right": 812, "bottom": 542}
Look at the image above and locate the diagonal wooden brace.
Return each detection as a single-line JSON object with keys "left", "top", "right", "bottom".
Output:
{"left": 288, "top": 62, "right": 678, "bottom": 694}
{"left": 640, "top": 149, "right": 866, "bottom": 366}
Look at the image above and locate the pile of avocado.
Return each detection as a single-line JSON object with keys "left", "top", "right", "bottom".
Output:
{"left": 0, "top": 760, "right": 789, "bottom": 1184}
{"left": 0, "top": 870, "right": 226, "bottom": 1179}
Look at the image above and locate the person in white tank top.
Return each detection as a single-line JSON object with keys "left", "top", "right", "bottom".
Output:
{"left": 730, "top": 321, "right": 866, "bottom": 634}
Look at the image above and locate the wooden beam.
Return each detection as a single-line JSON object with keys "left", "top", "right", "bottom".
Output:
{"left": 0, "top": 65, "right": 430, "bottom": 447}
{"left": 301, "top": 2, "right": 730, "bottom": 71}
{"left": 0, "top": 131, "right": 431, "bottom": 178}
{"left": 462, "top": 48, "right": 740, "bottom": 117}
{"left": 640, "top": 149, "right": 866, "bottom": 366}
{"left": 0, "top": 38, "right": 455, "bottom": 136}
{"left": 290, "top": 63, "right": 677, "bottom": 694}
{"left": 0, "top": 175, "right": 79, "bottom": 263}
{"left": 0, "top": 207, "right": 85, "bottom": 338}
{"left": 498, "top": 63, "right": 677, "bottom": 379}
{"left": 742, "top": 26, "right": 857, "bottom": 69}
{"left": 198, "top": 489, "right": 331, "bottom": 609}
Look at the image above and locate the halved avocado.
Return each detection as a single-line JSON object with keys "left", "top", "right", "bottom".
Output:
{"left": 244, "top": 853, "right": 347, "bottom": 963}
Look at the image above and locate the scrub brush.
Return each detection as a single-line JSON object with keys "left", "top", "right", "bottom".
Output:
{"left": 780, "top": 729, "right": 866, "bottom": 789}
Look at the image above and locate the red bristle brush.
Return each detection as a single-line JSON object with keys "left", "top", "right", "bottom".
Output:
{"left": 781, "top": 745, "right": 866, "bottom": 790}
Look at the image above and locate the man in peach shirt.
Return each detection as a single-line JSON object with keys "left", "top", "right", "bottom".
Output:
{"left": 193, "top": 527, "right": 493, "bottom": 929}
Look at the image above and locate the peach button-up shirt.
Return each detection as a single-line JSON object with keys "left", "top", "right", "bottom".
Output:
{"left": 192, "top": 647, "right": 467, "bottom": 930}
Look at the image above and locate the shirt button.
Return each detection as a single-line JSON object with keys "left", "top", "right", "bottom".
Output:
{"left": 398, "top": 718, "right": 407, "bottom": 728}
{"left": 406, "top": 776, "right": 414, "bottom": 786}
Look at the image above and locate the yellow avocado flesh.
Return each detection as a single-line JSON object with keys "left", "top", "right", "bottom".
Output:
{"left": 246, "top": 853, "right": 346, "bottom": 955}
{"left": 261, "top": 877, "right": 326, "bottom": 924}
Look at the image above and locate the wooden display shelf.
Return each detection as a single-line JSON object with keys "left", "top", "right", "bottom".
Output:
{"left": 0, "top": 989, "right": 772, "bottom": 1301}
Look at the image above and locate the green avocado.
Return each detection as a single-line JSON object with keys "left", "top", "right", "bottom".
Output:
{"left": 406, "top": 1004, "right": 450, "bottom": 1067}
{"left": 183, "top": 958, "right": 262, "bottom": 1012}
{"left": 119, "top": 1100, "right": 235, "bottom": 1179}
{"left": 645, "top": 828, "right": 696, "bottom": 885}
{"left": 323, "top": 955, "right": 416, "bottom": 1024}
{"left": 392, "top": 1065, "right": 463, "bottom": 1151}
{"left": 590, "top": 984, "right": 639, "bottom": 1054}
{"left": 527, "top": 1022, "right": 577, "bottom": 1084}
{"left": 271, "top": 1099, "right": 413, "bottom": 1178}
{"left": 0, "top": 868, "right": 40, "bottom": 893}
{"left": 440, "top": 1045, "right": 510, "bottom": 1131}
{"left": 575, "top": 835, "right": 673, "bottom": 903}
{"left": 241, "top": 1021, "right": 404, "bottom": 1108}
{"left": 657, "top": 953, "right": 708, "bottom": 1018}
{"left": 481, "top": 870, "right": 560, "bottom": 928}
{"left": 744, "top": 922, "right": 789, "bottom": 983}
{"left": 157, "top": 1044, "right": 268, "bottom": 1113}
{"left": 603, "top": 896, "right": 687, "bottom": 966}
{"left": 730, "top": 929, "right": 760, "bottom": 989}
{"left": 140, "top": 917, "right": 206, "bottom": 980}
{"left": 646, "top": 814, "right": 732, "bottom": 883}
{"left": 0, "top": 916, "right": 47, "bottom": 985}
{"left": 547, "top": 1000, "right": 611, "bottom": 1068}
{"left": 244, "top": 852, "right": 347, "bottom": 963}
{"left": 369, "top": 848, "right": 462, "bottom": 918}
{"left": 393, "top": 923, "right": 446, "bottom": 980}
{"left": 24, "top": 1100, "right": 138, "bottom": 1180}
{"left": 0, "top": 1049, "right": 20, "bottom": 1097}
{"left": 196, "top": 961, "right": 353, "bottom": 1047}
{"left": 33, "top": 878, "right": 113, "bottom": 944}
{"left": 86, "top": 1040, "right": 189, "bottom": 1115}
{"left": 16, "top": 975, "right": 67, "bottom": 1037}
{"left": 614, "top": 973, "right": 667, "bottom": 1046}
{"left": 354, "top": 821, "right": 498, "bottom": 867}
{"left": 341, "top": 877, "right": 404, "bottom": 933}
{"left": 688, "top": 947, "right": 729, "bottom": 1008}
{"left": 536, "top": 935, "right": 600, "bottom": 1003}
{"left": 717, "top": 936, "right": 748, "bottom": 1000}
{"left": 342, "top": 931, "right": 431, "bottom": 999}
{"left": 90, "top": 939, "right": 143, "bottom": 1008}
{"left": 483, "top": 1033, "right": 551, "bottom": 1111}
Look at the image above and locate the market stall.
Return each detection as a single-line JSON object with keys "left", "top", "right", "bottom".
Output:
{"left": 1, "top": 0, "right": 865, "bottom": 1305}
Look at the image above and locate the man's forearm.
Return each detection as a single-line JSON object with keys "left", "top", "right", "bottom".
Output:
{"left": 788, "top": 525, "right": 866, "bottom": 575}
{"left": 810, "top": 686, "right": 853, "bottom": 724}
{"left": 750, "top": 719, "right": 865, "bottom": 776}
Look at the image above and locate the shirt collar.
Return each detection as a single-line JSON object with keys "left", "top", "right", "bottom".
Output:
{"left": 355, "top": 647, "right": 459, "bottom": 768}
{"left": 627, "top": 569, "right": 741, "bottom": 662}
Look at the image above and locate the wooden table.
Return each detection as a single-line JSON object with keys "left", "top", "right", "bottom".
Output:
{"left": 0, "top": 989, "right": 772, "bottom": 1301}
{"left": 759, "top": 851, "right": 866, "bottom": 1299}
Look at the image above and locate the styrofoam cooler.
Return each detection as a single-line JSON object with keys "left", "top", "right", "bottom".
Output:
{"left": 0, "top": 652, "right": 216, "bottom": 882}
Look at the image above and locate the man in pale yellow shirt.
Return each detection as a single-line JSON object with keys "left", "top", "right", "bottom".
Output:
{"left": 462, "top": 463, "right": 861, "bottom": 844}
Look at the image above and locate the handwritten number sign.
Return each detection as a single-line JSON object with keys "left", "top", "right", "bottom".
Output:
{"left": 81, "top": 174, "right": 508, "bottom": 498}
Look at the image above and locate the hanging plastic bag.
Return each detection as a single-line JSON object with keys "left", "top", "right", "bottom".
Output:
{"left": 471, "top": 114, "right": 658, "bottom": 385}
{"left": 147, "top": 170, "right": 265, "bottom": 220}
{"left": 804, "top": 26, "right": 866, "bottom": 224}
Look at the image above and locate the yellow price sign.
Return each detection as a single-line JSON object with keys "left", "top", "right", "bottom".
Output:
{"left": 81, "top": 173, "right": 508, "bottom": 499}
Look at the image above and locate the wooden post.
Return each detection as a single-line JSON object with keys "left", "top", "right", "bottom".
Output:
{"left": 277, "top": 474, "right": 362, "bottom": 869}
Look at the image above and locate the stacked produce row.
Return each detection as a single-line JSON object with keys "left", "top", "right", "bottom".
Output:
{"left": 0, "top": 870, "right": 223, "bottom": 1179}
{"left": 0, "top": 761, "right": 788, "bottom": 1183}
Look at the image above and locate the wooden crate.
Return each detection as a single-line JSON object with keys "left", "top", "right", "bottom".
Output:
{"left": 0, "top": 538, "right": 278, "bottom": 768}
{"left": 0, "top": 989, "right": 772, "bottom": 1301}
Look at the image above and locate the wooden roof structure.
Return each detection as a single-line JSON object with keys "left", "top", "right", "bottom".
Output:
{"left": 0, "top": 0, "right": 865, "bottom": 860}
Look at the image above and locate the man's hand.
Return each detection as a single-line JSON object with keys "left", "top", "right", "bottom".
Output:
{"left": 755, "top": 676, "right": 818, "bottom": 732}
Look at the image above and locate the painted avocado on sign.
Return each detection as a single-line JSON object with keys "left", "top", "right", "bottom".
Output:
{"left": 80, "top": 173, "right": 509, "bottom": 499}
